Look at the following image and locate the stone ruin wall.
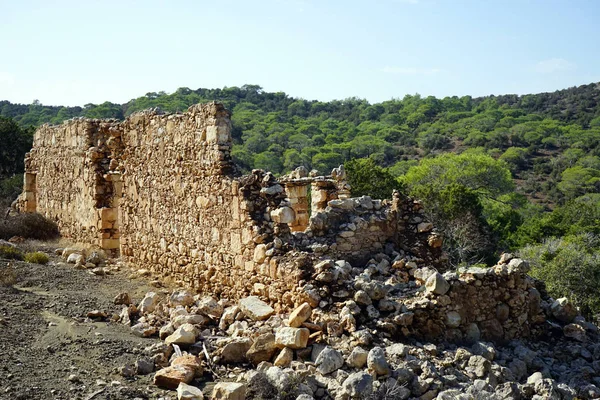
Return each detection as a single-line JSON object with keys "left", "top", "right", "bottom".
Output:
{"left": 21, "top": 120, "right": 112, "bottom": 245}
{"left": 18, "top": 101, "right": 558, "bottom": 343}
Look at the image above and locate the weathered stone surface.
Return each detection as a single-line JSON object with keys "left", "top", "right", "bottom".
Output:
{"left": 550, "top": 297, "right": 578, "bottom": 323}
{"left": 367, "top": 347, "right": 390, "bottom": 376}
{"left": 246, "top": 333, "right": 277, "bottom": 365}
{"left": 177, "top": 382, "right": 204, "bottom": 400}
{"left": 239, "top": 296, "right": 274, "bottom": 321}
{"left": 153, "top": 365, "right": 194, "bottom": 389}
{"left": 165, "top": 323, "right": 198, "bottom": 346}
{"left": 114, "top": 292, "right": 131, "bottom": 305}
{"left": 347, "top": 347, "right": 368, "bottom": 368}
{"left": 425, "top": 272, "right": 450, "bottom": 295}
{"left": 170, "top": 290, "right": 195, "bottom": 307}
{"left": 275, "top": 327, "right": 309, "bottom": 349}
{"left": 273, "top": 347, "right": 293, "bottom": 367}
{"left": 211, "top": 382, "right": 246, "bottom": 400}
{"left": 315, "top": 346, "right": 344, "bottom": 374}
{"left": 288, "top": 302, "right": 312, "bottom": 328}
{"left": 342, "top": 371, "right": 373, "bottom": 398}
{"left": 139, "top": 292, "right": 160, "bottom": 314}
{"left": 221, "top": 338, "right": 252, "bottom": 364}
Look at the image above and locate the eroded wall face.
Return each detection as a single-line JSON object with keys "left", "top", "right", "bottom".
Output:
{"left": 21, "top": 120, "right": 108, "bottom": 245}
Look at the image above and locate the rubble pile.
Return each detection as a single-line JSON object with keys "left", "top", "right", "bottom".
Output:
{"left": 56, "top": 250, "right": 600, "bottom": 399}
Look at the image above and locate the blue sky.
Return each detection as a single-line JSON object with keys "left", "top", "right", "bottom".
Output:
{"left": 1, "top": 0, "right": 599, "bottom": 106}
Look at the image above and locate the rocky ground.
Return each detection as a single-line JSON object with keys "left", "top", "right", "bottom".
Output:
{"left": 0, "top": 240, "right": 176, "bottom": 400}
{"left": 1, "top": 240, "right": 600, "bottom": 400}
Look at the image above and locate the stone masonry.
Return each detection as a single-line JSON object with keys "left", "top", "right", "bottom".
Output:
{"left": 17, "top": 102, "right": 557, "bottom": 345}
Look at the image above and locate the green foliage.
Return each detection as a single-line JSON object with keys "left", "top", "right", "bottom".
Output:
{"left": 344, "top": 158, "right": 401, "bottom": 200}
{"left": 401, "top": 152, "right": 514, "bottom": 200}
{"left": 0, "top": 245, "right": 23, "bottom": 260}
{"left": 520, "top": 234, "right": 600, "bottom": 317}
{"left": 0, "top": 174, "right": 23, "bottom": 207}
{"left": 24, "top": 251, "right": 49, "bottom": 264}
{"left": 0, "top": 117, "right": 33, "bottom": 178}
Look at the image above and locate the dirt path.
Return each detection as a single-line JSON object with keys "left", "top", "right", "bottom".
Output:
{"left": 0, "top": 241, "right": 175, "bottom": 400}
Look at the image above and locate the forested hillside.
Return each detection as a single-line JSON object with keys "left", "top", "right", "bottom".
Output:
{"left": 2, "top": 82, "right": 600, "bottom": 315}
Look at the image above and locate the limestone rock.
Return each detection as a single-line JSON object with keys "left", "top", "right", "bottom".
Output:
{"left": 139, "top": 292, "right": 160, "bottom": 314}
{"left": 367, "top": 347, "right": 390, "bottom": 376}
{"left": 239, "top": 296, "right": 274, "bottom": 321}
{"left": 221, "top": 338, "right": 252, "bottom": 364}
{"left": 275, "top": 327, "right": 309, "bottom": 349}
{"left": 67, "top": 253, "right": 84, "bottom": 264}
{"left": 550, "top": 298, "right": 577, "bottom": 323}
{"left": 425, "top": 273, "right": 450, "bottom": 295}
{"left": 165, "top": 323, "right": 198, "bottom": 346}
{"left": 211, "top": 382, "right": 246, "bottom": 400}
{"left": 288, "top": 302, "right": 312, "bottom": 328}
{"left": 153, "top": 365, "right": 194, "bottom": 390}
{"left": 246, "top": 333, "right": 277, "bottom": 365}
{"left": 170, "top": 290, "right": 195, "bottom": 307}
{"left": 171, "top": 354, "right": 203, "bottom": 376}
{"left": 347, "top": 347, "right": 368, "bottom": 368}
{"left": 196, "top": 296, "right": 223, "bottom": 319}
{"left": 273, "top": 347, "right": 293, "bottom": 367}
{"left": 131, "top": 322, "right": 157, "bottom": 338}
{"left": 114, "top": 292, "right": 131, "bottom": 305}
{"left": 563, "top": 323, "right": 587, "bottom": 342}
{"left": 315, "top": 346, "right": 344, "bottom": 375}
{"left": 342, "top": 371, "right": 373, "bottom": 398}
{"left": 177, "top": 382, "right": 204, "bottom": 400}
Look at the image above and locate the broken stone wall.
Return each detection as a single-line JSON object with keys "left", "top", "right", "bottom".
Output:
{"left": 19, "top": 120, "right": 115, "bottom": 246}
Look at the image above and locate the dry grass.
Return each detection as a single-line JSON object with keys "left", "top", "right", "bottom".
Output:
{"left": 0, "top": 213, "right": 59, "bottom": 241}
{"left": 0, "top": 263, "right": 17, "bottom": 286}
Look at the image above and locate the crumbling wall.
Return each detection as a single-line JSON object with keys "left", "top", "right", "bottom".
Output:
{"left": 402, "top": 257, "right": 544, "bottom": 343}
{"left": 18, "top": 119, "right": 116, "bottom": 246}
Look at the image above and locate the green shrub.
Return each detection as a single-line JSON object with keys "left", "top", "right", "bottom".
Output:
{"left": 0, "top": 213, "right": 59, "bottom": 241}
{"left": 24, "top": 251, "right": 49, "bottom": 264}
{"left": 519, "top": 233, "right": 600, "bottom": 318}
{"left": 0, "top": 245, "right": 23, "bottom": 260}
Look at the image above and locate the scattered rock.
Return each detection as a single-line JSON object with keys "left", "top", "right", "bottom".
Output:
{"left": 165, "top": 323, "right": 198, "bottom": 346}
{"left": 367, "top": 347, "right": 390, "bottom": 376}
{"left": 239, "top": 296, "right": 275, "bottom": 321}
{"left": 153, "top": 365, "right": 195, "bottom": 390}
{"left": 275, "top": 327, "right": 310, "bottom": 349}
{"left": 315, "top": 346, "right": 344, "bottom": 374}
{"left": 177, "top": 382, "right": 204, "bottom": 400}
{"left": 211, "top": 382, "right": 246, "bottom": 400}
{"left": 288, "top": 302, "right": 312, "bottom": 328}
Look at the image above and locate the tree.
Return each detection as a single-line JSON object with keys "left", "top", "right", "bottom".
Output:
{"left": 401, "top": 152, "right": 515, "bottom": 265}
{"left": 0, "top": 117, "right": 33, "bottom": 177}
{"left": 344, "top": 158, "right": 400, "bottom": 200}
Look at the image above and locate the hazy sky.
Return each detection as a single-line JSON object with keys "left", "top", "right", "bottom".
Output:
{"left": 2, "top": 0, "right": 599, "bottom": 106}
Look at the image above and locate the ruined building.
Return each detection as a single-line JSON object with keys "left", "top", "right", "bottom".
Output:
{"left": 18, "top": 102, "right": 549, "bottom": 344}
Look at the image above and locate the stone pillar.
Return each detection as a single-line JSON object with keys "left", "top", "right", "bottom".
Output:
{"left": 311, "top": 179, "right": 338, "bottom": 214}
{"left": 284, "top": 182, "right": 310, "bottom": 232}
{"left": 99, "top": 172, "right": 121, "bottom": 256}
{"left": 21, "top": 172, "right": 37, "bottom": 213}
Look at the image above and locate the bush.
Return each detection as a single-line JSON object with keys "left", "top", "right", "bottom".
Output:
{"left": 0, "top": 213, "right": 59, "bottom": 241}
{"left": 24, "top": 251, "right": 49, "bottom": 264}
{"left": 519, "top": 234, "right": 600, "bottom": 318}
{"left": 0, "top": 245, "right": 23, "bottom": 260}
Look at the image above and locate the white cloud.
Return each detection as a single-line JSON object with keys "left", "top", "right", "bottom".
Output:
{"left": 381, "top": 66, "right": 443, "bottom": 75}
{"left": 534, "top": 58, "right": 575, "bottom": 73}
